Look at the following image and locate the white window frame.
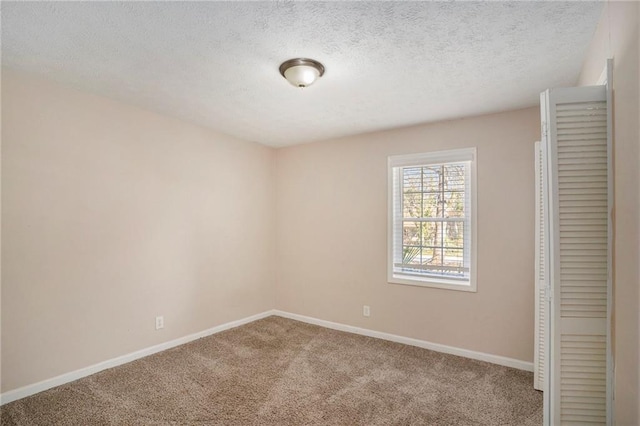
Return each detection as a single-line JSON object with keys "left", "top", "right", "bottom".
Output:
{"left": 388, "top": 148, "right": 477, "bottom": 292}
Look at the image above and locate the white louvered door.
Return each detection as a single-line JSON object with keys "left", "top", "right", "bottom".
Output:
{"left": 534, "top": 140, "right": 549, "bottom": 392}
{"left": 541, "top": 83, "right": 612, "bottom": 426}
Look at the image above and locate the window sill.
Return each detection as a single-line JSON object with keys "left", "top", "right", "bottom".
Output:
{"left": 388, "top": 274, "right": 477, "bottom": 292}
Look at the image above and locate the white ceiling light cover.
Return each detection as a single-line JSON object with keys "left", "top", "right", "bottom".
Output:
{"left": 279, "top": 58, "right": 325, "bottom": 88}
{"left": 284, "top": 65, "right": 319, "bottom": 88}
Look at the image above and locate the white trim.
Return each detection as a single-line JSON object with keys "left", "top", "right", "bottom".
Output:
{"left": 540, "top": 91, "right": 552, "bottom": 426}
{"left": 387, "top": 147, "right": 477, "bottom": 292}
{"left": 0, "top": 310, "right": 276, "bottom": 406}
{"left": 388, "top": 147, "right": 475, "bottom": 168}
{"left": 1, "top": 308, "right": 534, "bottom": 406}
{"left": 272, "top": 310, "right": 533, "bottom": 372}
{"left": 605, "top": 57, "right": 614, "bottom": 426}
{"left": 389, "top": 276, "right": 476, "bottom": 292}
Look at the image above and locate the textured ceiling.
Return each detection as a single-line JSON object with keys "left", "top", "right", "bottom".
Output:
{"left": 2, "top": 1, "right": 603, "bottom": 147}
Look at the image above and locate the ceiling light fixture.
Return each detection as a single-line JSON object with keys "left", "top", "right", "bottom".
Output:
{"left": 279, "top": 58, "right": 325, "bottom": 88}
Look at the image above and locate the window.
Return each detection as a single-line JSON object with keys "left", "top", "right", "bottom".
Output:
{"left": 388, "top": 148, "right": 476, "bottom": 291}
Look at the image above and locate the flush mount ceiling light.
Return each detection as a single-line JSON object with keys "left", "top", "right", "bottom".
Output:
{"left": 279, "top": 58, "right": 325, "bottom": 88}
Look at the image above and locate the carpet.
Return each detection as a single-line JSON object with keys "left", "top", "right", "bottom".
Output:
{"left": 1, "top": 316, "right": 542, "bottom": 425}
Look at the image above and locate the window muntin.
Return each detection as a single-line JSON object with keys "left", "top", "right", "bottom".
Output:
{"left": 388, "top": 148, "right": 476, "bottom": 291}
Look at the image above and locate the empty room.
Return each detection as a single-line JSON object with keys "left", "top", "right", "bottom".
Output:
{"left": 1, "top": 1, "right": 638, "bottom": 425}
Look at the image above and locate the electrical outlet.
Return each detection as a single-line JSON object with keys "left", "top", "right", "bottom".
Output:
{"left": 155, "top": 316, "right": 164, "bottom": 330}
{"left": 363, "top": 305, "right": 370, "bottom": 317}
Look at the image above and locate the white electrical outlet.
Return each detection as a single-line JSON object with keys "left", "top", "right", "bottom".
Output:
{"left": 363, "top": 305, "right": 370, "bottom": 317}
{"left": 155, "top": 316, "right": 164, "bottom": 330}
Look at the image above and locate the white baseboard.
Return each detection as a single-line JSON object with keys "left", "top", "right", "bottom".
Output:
{"left": 2, "top": 308, "right": 533, "bottom": 405}
{"left": 272, "top": 310, "right": 534, "bottom": 372}
{"left": 0, "top": 310, "right": 276, "bottom": 406}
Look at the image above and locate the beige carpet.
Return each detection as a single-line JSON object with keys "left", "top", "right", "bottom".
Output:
{"left": 1, "top": 316, "right": 542, "bottom": 425}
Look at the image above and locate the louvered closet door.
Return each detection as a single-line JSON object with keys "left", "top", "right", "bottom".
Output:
{"left": 542, "top": 85, "right": 611, "bottom": 426}
{"left": 534, "top": 140, "right": 549, "bottom": 392}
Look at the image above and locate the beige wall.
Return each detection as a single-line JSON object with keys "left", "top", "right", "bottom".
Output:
{"left": 0, "top": 71, "right": 542, "bottom": 397}
{"left": 578, "top": 2, "right": 640, "bottom": 424}
{"left": 275, "top": 107, "right": 540, "bottom": 362}
{"left": 1, "top": 71, "right": 276, "bottom": 392}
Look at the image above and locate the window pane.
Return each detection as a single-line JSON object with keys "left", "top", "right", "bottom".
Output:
{"left": 444, "top": 164, "right": 466, "bottom": 192}
{"left": 420, "top": 222, "right": 438, "bottom": 247}
{"left": 421, "top": 246, "right": 439, "bottom": 266}
{"left": 423, "top": 247, "right": 442, "bottom": 272}
{"left": 422, "top": 193, "right": 439, "bottom": 218}
{"left": 403, "top": 192, "right": 421, "bottom": 218}
{"left": 402, "top": 246, "right": 422, "bottom": 265}
{"left": 422, "top": 166, "right": 441, "bottom": 193}
{"left": 444, "top": 190, "right": 464, "bottom": 218}
{"left": 444, "top": 222, "right": 464, "bottom": 249}
{"left": 403, "top": 168, "right": 422, "bottom": 193}
{"left": 402, "top": 222, "right": 420, "bottom": 247}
